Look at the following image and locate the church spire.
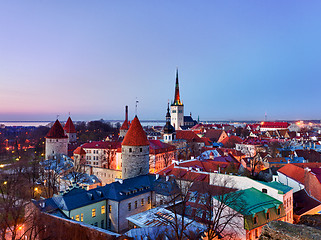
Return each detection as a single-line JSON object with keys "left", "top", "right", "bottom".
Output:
{"left": 173, "top": 68, "right": 183, "bottom": 106}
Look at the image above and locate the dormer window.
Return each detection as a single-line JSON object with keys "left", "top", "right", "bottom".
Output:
{"left": 262, "top": 188, "right": 267, "bottom": 194}
{"left": 253, "top": 216, "right": 257, "bottom": 224}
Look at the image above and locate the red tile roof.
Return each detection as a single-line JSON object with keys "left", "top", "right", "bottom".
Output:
{"left": 82, "top": 141, "right": 121, "bottom": 149}
{"left": 278, "top": 164, "right": 305, "bottom": 184}
{"left": 260, "top": 122, "right": 290, "bottom": 129}
{"left": 74, "top": 146, "right": 86, "bottom": 155}
{"left": 176, "top": 130, "right": 203, "bottom": 142}
{"left": 120, "top": 120, "right": 130, "bottom": 130}
{"left": 64, "top": 117, "right": 76, "bottom": 133}
{"left": 122, "top": 116, "right": 149, "bottom": 146}
{"left": 220, "top": 135, "right": 243, "bottom": 148}
{"left": 203, "top": 129, "right": 225, "bottom": 142}
{"left": 46, "top": 120, "right": 68, "bottom": 139}
{"left": 149, "top": 140, "right": 176, "bottom": 154}
{"left": 157, "top": 164, "right": 209, "bottom": 183}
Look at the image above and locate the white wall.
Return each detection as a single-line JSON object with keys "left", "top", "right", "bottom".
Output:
{"left": 277, "top": 172, "right": 304, "bottom": 193}
{"left": 210, "top": 173, "right": 284, "bottom": 202}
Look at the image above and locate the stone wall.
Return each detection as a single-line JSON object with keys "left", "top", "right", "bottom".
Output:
{"left": 121, "top": 145, "right": 149, "bottom": 179}
{"left": 259, "top": 221, "right": 321, "bottom": 240}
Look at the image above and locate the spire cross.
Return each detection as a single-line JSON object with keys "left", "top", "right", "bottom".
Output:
{"left": 56, "top": 114, "right": 59, "bottom": 120}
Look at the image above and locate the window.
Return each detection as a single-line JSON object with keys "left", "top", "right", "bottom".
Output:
{"left": 81, "top": 213, "right": 83, "bottom": 222}
{"left": 101, "top": 220, "right": 104, "bottom": 228}
{"left": 148, "top": 196, "right": 151, "bottom": 204}
{"left": 253, "top": 216, "right": 257, "bottom": 224}
{"left": 255, "top": 229, "right": 258, "bottom": 238}
{"left": 266, "top": 212, "right": 270, "bottom": 220}
{"left": 128, "top": 203, "right": 131, "bottom": 211}
{"left": 277, "top": 208, "right": 281, "bottom": 215}
{"left": 75, "top": 215, "right": 80, "bottom": 221}
{"left": 71, "top": 216, "right": 74, "bottom": 220}
{"left": 108, "top": 219, "right": 111, "bottom": 228}
{"left": 140, "top": 148, "right": 142, "bottom": 152}
{"left": 92, "top": 209, "right": 96, "bottom": 217}
{"left": 262, "top": 188, "right": 267, "bottom": 194}
{"left": 189, "top": 191, "right": 198, "bottom": 203}
{"left": 101, "top": 206, "right": 105, "bottom": 214}
{"left": 94, "top": 222, "right": 98, "bottom": 227}
{"left": 109, "top": 205, "right": 112, "bottom": 213}
{"left": 129, "top": 148, "right": 132, "bottom": 152}
{"left": 135, "top": 201, "right": 138, "bottom": 209}
{"left": 141, "top": 199, "right": 144, "bottom": 206}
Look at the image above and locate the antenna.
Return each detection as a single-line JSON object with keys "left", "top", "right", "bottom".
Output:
{"left": 56, "top": 114, "right": 59, "bottom": 120}
{"left": 135, "top": 98, "right": 139, "bottom": 116}
{"left": 68, "top": 112, "right": 71, "bottom": 117}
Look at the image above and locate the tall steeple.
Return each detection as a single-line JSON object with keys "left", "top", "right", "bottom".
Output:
{"left": 173, "top": 68, "right": 183, "bottom": 106}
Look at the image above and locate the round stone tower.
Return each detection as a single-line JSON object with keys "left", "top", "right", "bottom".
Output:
{"left": 121, "top": 116, "right": 149, "bottom": 179}
{"left": 45, "top": 119, "right": 68, "bottom": 160}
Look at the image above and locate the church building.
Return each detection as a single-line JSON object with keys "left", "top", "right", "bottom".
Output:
{"left": 170, "top": 69, "right": 197, "bottom": 130}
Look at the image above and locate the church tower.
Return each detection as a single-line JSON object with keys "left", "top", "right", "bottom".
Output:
{"left": 63, "top": 117, "right": 77, "bottom": 143}
{"left": 45, "top": 120, "right": 68, "bottom": 159}
{"left": 121, "top": 116, "right": 149, "bottom": 179}
{"left": 163, "top": 103, "right": 176, "bottom": 143}
{"left": 171, "top": 69, "right": 184, "bottom": 130}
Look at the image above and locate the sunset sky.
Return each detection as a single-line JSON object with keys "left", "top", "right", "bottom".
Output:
{"left": 1, "top": 1, "right": 321, "bottom": 121}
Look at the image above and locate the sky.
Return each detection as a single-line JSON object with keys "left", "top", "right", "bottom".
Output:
{"left": 1, "top": 1, "right": 321, "bottom": 122}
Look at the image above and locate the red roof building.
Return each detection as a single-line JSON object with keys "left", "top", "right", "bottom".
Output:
{"left": 64, "top": 117, "right": 76, "bottom": 133}
{"left": 74, "top": 146, "right": 86, "bottom": 155}
{"left": 122, "top": 116, "right": 149, "bottom": 146}
{"left": 260, "top": 122, "right": 290, "bottom": 131}
{"left": 46, "top": 120, "right": 68, "bottom": 139}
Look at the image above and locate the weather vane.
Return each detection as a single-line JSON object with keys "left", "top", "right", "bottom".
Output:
{"left": 135, "top": 97, "right": 139, "bottom": 116}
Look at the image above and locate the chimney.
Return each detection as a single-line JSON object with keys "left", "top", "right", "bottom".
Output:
{"left": 125, "top": 105, "right": 128, "bottom": 122}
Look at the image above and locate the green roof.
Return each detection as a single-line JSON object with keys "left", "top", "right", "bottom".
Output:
{"left": 258, "top": 181, "right": 292, "bottom": 194}
{"left": 215, "top": 187, "right": 282, "bottom": 216}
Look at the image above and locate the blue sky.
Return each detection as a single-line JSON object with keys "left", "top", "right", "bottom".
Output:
{"left": 1, "top": 1, "right": 321, "bottom": 121}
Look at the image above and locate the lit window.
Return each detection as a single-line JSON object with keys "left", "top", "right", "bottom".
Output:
{"left": 101, "top": 206, "right": 105, "bottom": 214}
{"left": 141, "top": 199, "right": 144, "bottom": 206}
{"left": 135, "top": 201, "right": 138, "bottom": 209}
{"left": 109, "top": 205, "right": 112, "bottom": 213}
{"left": 75, "top": 215, "right": 80, "bottom": 221}
{"left": 81, "top": 213, "right": 83, "bottom": 222}
{"left": 92, "top": 209, "right": 96, "bottom": 217}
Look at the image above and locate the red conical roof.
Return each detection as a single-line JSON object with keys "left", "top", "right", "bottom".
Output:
{"left": 64, "top": 117, "right": 76, "bottom": 133}
{"left": 122, "top": 116, "right": 149, "bottom": 146}
{"left": 120, "top": 120, "right": 130, "bottom": 130}
{"left": 74, "top": 146, "right": 86, "bottom": 155}
{"left": 46, "top": 120, "right": 68, "bottom": 139}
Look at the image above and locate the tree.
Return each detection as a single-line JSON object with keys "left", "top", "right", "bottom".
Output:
{"left": 0, "top": 161, "right": 42, "bottom": 240}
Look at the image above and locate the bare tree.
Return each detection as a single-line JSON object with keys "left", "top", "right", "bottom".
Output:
{"left": 0, "top": 161, "right": 42, "bottom": 240}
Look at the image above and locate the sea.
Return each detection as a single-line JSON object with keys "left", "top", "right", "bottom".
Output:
{"left": 0, "top": 120, "right": 166, "bottom": 128}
